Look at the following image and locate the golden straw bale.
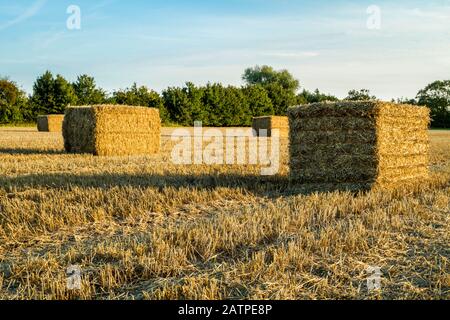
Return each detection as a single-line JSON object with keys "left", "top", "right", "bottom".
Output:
{"left": 252, "top": 116, "right": 289, "bottom": 137}
{"left": 37, "top": 115, "right": 64, "bottom": 132}
{"left": 63, "top": 105, "right": 161, "bottom": 156}
{"left": 288, "top": 101, "right": 431, "bottom": 191}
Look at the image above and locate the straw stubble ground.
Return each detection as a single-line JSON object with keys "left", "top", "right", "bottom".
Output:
{"left": 0, "top": 127, "right": 448, "bottom": 300}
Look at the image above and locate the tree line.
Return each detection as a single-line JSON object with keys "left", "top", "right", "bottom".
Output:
{"left": 1, "top": 66, "right": 449, "bottom": 127}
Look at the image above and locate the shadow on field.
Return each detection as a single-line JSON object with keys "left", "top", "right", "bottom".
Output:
{"left": 0, "top": 172, "right": 296, "bottom": 197}
{"left": 0, "top": 148, "right": 66, "bottom": 155}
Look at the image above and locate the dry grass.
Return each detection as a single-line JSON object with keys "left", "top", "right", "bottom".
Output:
{"left": 0, "top": 127, "right": 448, "bottom": 300}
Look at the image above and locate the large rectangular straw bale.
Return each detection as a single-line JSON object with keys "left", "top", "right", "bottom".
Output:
{"left": 37, "top": 115, "right": 64, "bottom": 132}
{"left": 63, "top": 105, "right": 161, "bottom": 156}
{"left": 252, "top": 116, "right": 289, "bottom": 137}
{"left": 288, "top": 101, "right": 430, "bottom": 191}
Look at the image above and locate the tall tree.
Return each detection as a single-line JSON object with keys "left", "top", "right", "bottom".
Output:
{"left": 242, "top": 65, "right": 300, "bottom": 115}
{"left": 30, "top": 71, "right": 77, "bottom": 116}
{"left": 202, "top": 83, "right": 250, "bottom": 127}
{"left": 242, "top": 85, "right": 274, "bottom": 117}
{"left": 416, "top": 80, "right": 450, "bottom": 128}
{"left": 72, "top": 74, "right": 106, "bottom": 105}
{"left": 0, "top": 77, "right": 30, "bottom": 123}
{"left": 243, "top": 65, "right": 299, "bottom": 91}
{"left": 264, "top": 82, "right": 297, "bottom": 115}
{"left": 53, "top": 75, "right": 77, "bottom": 112}
{"left": 162, "top": 83, "right": 205, "bottom": 126}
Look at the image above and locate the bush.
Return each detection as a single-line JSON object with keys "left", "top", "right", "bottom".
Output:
{"left": 163, "top": 83, "right": 273, "bottom": 127}
{"left": 0, "top": 78, "right": 30, "bottom": 124}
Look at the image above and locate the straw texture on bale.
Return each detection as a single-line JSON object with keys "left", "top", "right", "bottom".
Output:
{"left": 37, "top": 115, "right": 64, "bottom": 132}
{"left": 288, "top": 101, "right": 430, "bottom": 191}
{"left": 252, "top": 116, "right": 289, "bottom": 137}
{"left": 63, "top": 105, "right": 161, "bottom": 156}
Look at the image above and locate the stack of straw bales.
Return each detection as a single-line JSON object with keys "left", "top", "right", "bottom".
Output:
{"left": 252, "top": 116, "right": 289, "bottom": 137}
{"left": 63, "top": 105, "right": 161, "bottom": 156}
{"left": 37, "top": 115, "right": 64, "bottom": 132}
{"left": 288, "top": 101, "right": 430, "bottom": 190}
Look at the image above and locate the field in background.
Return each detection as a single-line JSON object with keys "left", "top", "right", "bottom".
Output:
{"left": 0, "top": 127, "right": 448, "bottom": 299}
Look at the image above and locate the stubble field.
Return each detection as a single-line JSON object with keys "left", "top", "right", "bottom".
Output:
{"left": 0, "top": 127, "right": 448, "bottom": 299}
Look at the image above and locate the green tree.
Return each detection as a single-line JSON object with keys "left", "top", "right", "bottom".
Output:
{"left": 297, "top": 89, "right": 339, "bottom": 104}
{"left": 242, "top": 85, "right": 274, "bottom": 117}
{"left": 162, "top": 82, "right": 205, "bottom": 126}
{"left": 72, "top": 74, "right": 106, "bottom": 105}
{"left": 265, "top": 82, "right": 297, "bottom": 115}
{"left": 111, "top": 83, "right": 168, "bottom": 123}
{"left": 242, "top": 65, "right": 300, "bottom": 115}
{"left": 224, "top": 86, "right": 251, "bottom": 126}
{"left": 53, "top": 75, "right": 77, "bottom": 111}
{"left": 243, "top": 65, "right": 299, "bottom": 91}
{"left": 416, "top": 80, "right": 450, "bottom": 128}
{"left": 345, "top": 89, "right": 377, "bottom": 101}
{"left": 0, "top": 77, "right": 30, "bottom": 123}
{"left": 30, "top": 71, "right": 77, "bottom": 116}
{"left": 202, "top": 83, "right": 250, "bottom": 127}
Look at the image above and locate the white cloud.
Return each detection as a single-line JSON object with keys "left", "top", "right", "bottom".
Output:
{"left": 0, "top": 0, "right": 47, "bottom": 31}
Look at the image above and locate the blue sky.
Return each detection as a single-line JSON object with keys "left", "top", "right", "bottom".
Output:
{"left": 1, "top": 0, "right": 450, "bottom": 99}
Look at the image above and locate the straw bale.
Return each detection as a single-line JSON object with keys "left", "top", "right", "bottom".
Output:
{"left": 37, "top": 115, "right": 64, "bottom": 132}
{"left": 252, "top": 116, "right": 289, "bottom": 137}
{"left": 288, "top": 101, "right": 431, "bottom": 191}
{"left": 63, "top": 105, "right": 161, "bottom": 156}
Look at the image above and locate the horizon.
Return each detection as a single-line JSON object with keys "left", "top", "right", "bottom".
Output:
{"left": 1, "top": 0, "right": 450, "bottom": 100}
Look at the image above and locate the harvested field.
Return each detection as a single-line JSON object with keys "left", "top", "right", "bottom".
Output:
{"left": 253, "top": 116, "right": 289, "bottom": 138}
{"left": 63, "top": 105, "right": 160, "bottom": 156}
{"left": 37, "top": 115, "right": 64, "bottom": 132}
{"left": 0, "top": 127, "right": 448, "bottom": 300}
{"left": 288, "top": 102, "right": 431, "bottom": 191}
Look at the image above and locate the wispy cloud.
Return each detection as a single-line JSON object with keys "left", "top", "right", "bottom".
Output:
{"left": 38, "top": 31, "right": 67, "bottom": 49}
{"left": 407, "top": 7, "right": 450, "bottom": 20}
{"left": 0, "top": 0, "right": 47, "bottom": 31}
